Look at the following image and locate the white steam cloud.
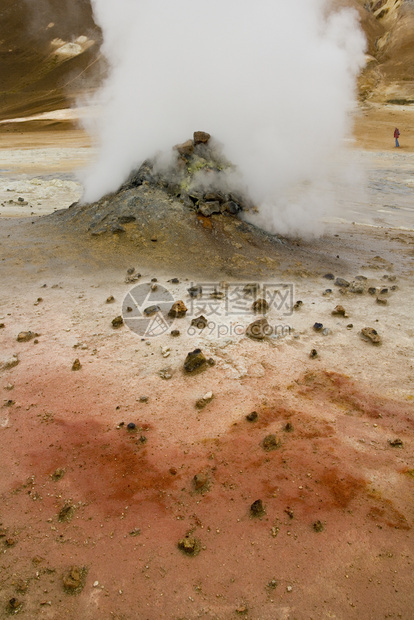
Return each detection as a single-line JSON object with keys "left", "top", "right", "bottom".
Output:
{"left": 79, "top": 0, "right": 366, "bottom": 237}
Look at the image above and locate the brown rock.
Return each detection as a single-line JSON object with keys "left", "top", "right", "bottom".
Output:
{"left": 246, "top": 318, "right": 271, "bottom": 340}
{"left": 184, "top": 349, "right": 207, "bottom": 373}
{"left": 168, "top": 300, "right": 187, "bottom": 318}
{"left": 252, "top": 298, "right": 269, "bottom": 313}
{"left": 250, "top": 499, "right": 265, "bottom": 517}
{"left": 178, "top": 535, "right": 201, "bottom": 556}
{"left": 193, "top": 473, "right": 208, "bottom": 491}
{"left": 72, "top": 359, "right": 81, "bottom": 371}
{"left": 360, "top": 327, "right": 381, "bottom": 344}
{"left": 175, "top": 139, "right": 194, "bottom": 156}
{"left": 112, "top": 315, "right": 124, "bottom": 328}
{"left": 332, "top": 305, "right": 348, "bottom": 317}
{"left": 16, "top": 331, "right": 38, "bottom": 342}
{"left": 191, "top": 315, "right": 208, "bottom": 329}
{"left": 262, "top": 434, "right": 281, "bottom": 451}
{"left": 193, "top": 131, "right": 211, "bottom": 145}
{"left": 62, "top": 566, "right": 87, "bottom": 593}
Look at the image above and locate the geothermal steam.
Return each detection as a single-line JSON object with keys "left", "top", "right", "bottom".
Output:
{"left": 80, "top": 0, "right": 366, "bottom": 237}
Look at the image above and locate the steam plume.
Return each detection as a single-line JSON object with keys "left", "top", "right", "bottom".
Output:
{"left": 79, "top": 0, "right": 366, "bottom": 237}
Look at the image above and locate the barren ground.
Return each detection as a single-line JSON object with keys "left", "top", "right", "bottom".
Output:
{"left": 0, "top": 109, "right": 413, "bottom": 619}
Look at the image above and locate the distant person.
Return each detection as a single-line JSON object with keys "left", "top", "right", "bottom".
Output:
{"left": 394, "top": 127, "right": 400, "bottom": 148}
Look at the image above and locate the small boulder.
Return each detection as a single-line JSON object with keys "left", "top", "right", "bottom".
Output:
{"left": 250, "top": 499, "right": 265, "bottom": 517}
{"left": 332, "top": 305, "right": 348, "bottom": 317}
{"left": 71, "top": 359, "right": 81, "bottom": 371}
{"left": 178, "top": 535, "right": 201, "bottom": 556}
{"left": 17, "top": 331, "right": 38, "bottom": 342}
{"left": 168, "top": 300, "right": 187, "bottom": 318}
{"left": 191, "top": 315, "right": 208, "bottom": 329}
{"left": 193, "top": 131, "right": 211, "bottom": 145}
{"left": 195, "top": 391, "right": 213, "bottom": 409}
{"left": 360, "top": 327, "right": 381, "bottom": 345}
{"left": 112, "top": 315, "right": 124, "bottom": 328}
{"left": 246, "top": 318, "right": 271, "bottom": 340}
{"left": 184, "top": 349, "right": 208, "bottom": 373}
{"left": 252, "top": 298, "right": 269, "bottom": 313}
{"left": 262, "top": 434, "right": 280, "bottom": 451}
{"left": 334, "top": 277, "right": 350, "bottom": 288}
{"left": 175, "top": 139, "right": 194, "bottom": 156}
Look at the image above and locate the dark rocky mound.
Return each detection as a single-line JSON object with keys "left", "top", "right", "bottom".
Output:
{"left": 47, "top": 131, "right": 343, "bottom": 278}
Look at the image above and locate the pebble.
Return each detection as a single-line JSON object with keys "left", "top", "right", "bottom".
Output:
{"left": 360, "top": 327, "right": 381, "bottom": 345}
{"left": 334, "top": 277, "right": 350, "bottom": 288}
{"left": 246, "top": 411, "right": 258, "bottom": 422}
{"left": 161, "top": 346, "right": 171, "bottom": 358}
{"left": 17, "top": 331, "right": 38, "bottom": 342}
{"left": 313, "top": 322, "right": 323, "bottom": 332}
{"left": 106, "top": 295, "right": 115, "bottom": 303}
{"left": 245, "top": 318, "right": 271, "bottom": 340}
{"left": 250, "top": 499, "right": 265, "bottom": 517}
{"left": 184, "top": 349, "right": 208, "bottom": 373}
{"left": 170, "top": 329, "right": 180, "bottom": 337}
{"left": 262, "top": 434, "right": 280, "bottom": 451}
{"left": 195, "top": 391, "right": 214, "bottom": 409}
{"left": 112, "top": 316, "right": 124, "bottom": 328}
{"left": 72, "top": 359, "right": 82, "bottom": 371}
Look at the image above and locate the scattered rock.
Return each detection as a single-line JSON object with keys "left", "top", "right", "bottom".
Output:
{"left": 267, "top": 579, "right": 278, "bottom": 589}
{"left": 309, "top": 349, "right": 318, "bottom": 359}
{"left": 16, "top": 331, "right": 38, "bottom": 342}
{"left": 106, "top": 295, "right": 115, "bottom": 303}
{"left": 159, "top": 368, "right": 173, "bottom": 380}
{"left": 129, "top": 528, "right": 141, "bottom": 537}
{"left": 193, "top": 472, "right": 209, "bottom": 491}
{"left": 62, "top": 566, "right": 87, "bottom": 594}
{"left": 187, "top": 285, "right": 202, "bottom": 298}
{"left": 184, "top": 349, "right": 208, "bottom": 373}
{"left": 388, "top": 438, "right": 403, "bottom": 447}
{"left": 177, "top": 535, "right": 201, "bottom": 556}
{"left": 71, "top": 359, "right": 81, "bottom": 371}
{"left": 323, "top": 273, "right": 335, "bottom": 280}
{"left": 252, "top": 298, "right": 269, "bottom": 313}
{"left": 198, "top": 201, "right": 221, "bottom": 217}
{"left": 360, "top": 327, "right": 381, "bottom": 345}
{"left": 126, "top": 267, "right": 135, "bottom": 275}
{"left": 235, "top": 605, "right": 248, "bottom": 615}
{"left": 284, "top": 422, "right": 294, "bottom": 432}
{"left": 58, "top": 503, "right": 75, "bottom": 523}
{"left": 250, "top": 499, "right": 265, "bottom": 517}
{"left": 262, "top": 434, "right": 280, "bottom": 451}
{"left": 368, "top": 287, "right": 377, "bottom": 295}
{"left": 313, "top": 322, "right": 323, "bottom": 332}
{"left": 169, "top": 278, "right": 180, "bottom": 284}
{"left": 143, "top": 305, "right": 160, "bottom": 316}
{"left": 293, "top": 300, "right": 303, "bottom": 310}
{"left": 322, "top": 289, "right": 332, "bottom": 296}
{"left": 376, "top": 296, "right": 388, "bottom": 305}
{"left": 0, "top": 355, "right": 19, "bottom": 371}
{"left": 246, "top": 318, "right": 271, "bottom": 340}
{"left": 51, "top": 468, "right": 65, "bottom": 481}
{"left": 175, "top": 139, "right": 194, "bottom": 156}
{"left": 193, "top": 131, "right": 211, "bottom": 145}
{"left": 7, "top": 598, "right": 23, "bottom": 613}
{"left": 170, "top": 329, "right": 180, "bottom": 337}
{"left": 139, "top": 396, "right": 149, "bottom": 403}
{"left": 161, "top": 346, "right": 171, "bottom": 358}
{"left": 168, "top": 300, "right": 187, "bottom": 318}
{"left": 0, "top": 323, "right": 4, "bottom": 328}
{"left": 332, "top": 305, "right": 348, "bottom": 317}
{"left": 334, "top": 277, "right": 350, "bottom": 288}
{"left": 313, "top": 520, "right": 324, "bottom": 532}
{"left": 112, "top": 315, "right": 124, "bottom": 328}
{"left": 246, "top": 411, "right": 258, "bottom": 422}
{"left": 191, "top": 315, "right": 208, "bottom": 329}
{"left": 125, "top": 272, "right": 141, "bottom": 284}
{"left": 284, "top": 507, "right": 294, "bottom": 519}
{"left": 195, "top": 391, "right": 214, "bottom": 409}
{"left": 322, "top": 328, "right": 330, "bottom": 336}
{"left": 127, "top": 422, "right": 136, "bottom": 430}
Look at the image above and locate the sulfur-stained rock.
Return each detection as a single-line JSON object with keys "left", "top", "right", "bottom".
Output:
{"left": 175, "top": 139, "right": 194, "bottom": 156}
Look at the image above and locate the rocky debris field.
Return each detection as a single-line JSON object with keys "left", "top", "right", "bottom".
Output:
{"left": 0, "top": 196, "right": 413, "bottom": 618}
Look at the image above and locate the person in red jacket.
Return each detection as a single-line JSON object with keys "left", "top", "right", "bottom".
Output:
{"left": 394, "top": 127, "right": 400, "bottom": 147}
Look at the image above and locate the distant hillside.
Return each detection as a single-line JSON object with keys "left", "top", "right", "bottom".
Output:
{"left": 0, "top": 0, "right": 413, "bottom": 122}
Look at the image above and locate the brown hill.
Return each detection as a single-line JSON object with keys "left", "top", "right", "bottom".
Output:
{"left": 0, "top": 0, "right": 412, "bottom": 122}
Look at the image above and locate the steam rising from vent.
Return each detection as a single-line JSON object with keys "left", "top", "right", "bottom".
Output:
{"left": 79, "top": 0, "right": 366, "bottom": 237}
